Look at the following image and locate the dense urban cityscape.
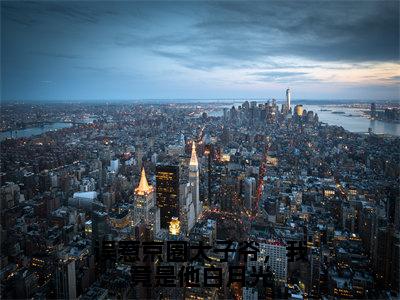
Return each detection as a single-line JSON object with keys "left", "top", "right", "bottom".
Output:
{"left": 2, "top": 0, "right": 399, "bottom": 299}
{"left": 0, "top": 90, "right": 399, "bottom": 299}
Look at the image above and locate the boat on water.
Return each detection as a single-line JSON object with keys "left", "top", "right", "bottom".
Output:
{"left": 332, "top": 111, "right": 345, "bottom": 114}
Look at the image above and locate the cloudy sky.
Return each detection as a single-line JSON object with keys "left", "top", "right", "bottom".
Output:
{"left": 1, "top": 0, "right": 399, "bottom": 101}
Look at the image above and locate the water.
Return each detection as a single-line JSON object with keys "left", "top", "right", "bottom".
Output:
{"left": 0, "top": 122, "right": 73, "bottom": 141}
{"left": 209, "top": 102, "right": 400, "bottom": 137}
{"left": 303, "top": 105, "right": 400, "bottom": 136}
{"left": 0, "top": 116, "right": 97, "bottom": 141}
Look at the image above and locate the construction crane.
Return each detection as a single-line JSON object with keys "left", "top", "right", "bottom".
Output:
{"left": 251, "top": 142, "right": 269, "bottom": 220}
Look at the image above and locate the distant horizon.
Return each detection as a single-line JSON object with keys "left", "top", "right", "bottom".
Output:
{"left": 2, "top": 1, "right": 399, "bottom": 101}
{"left": 1, "top": 97, "right": 399, "bottom": 105}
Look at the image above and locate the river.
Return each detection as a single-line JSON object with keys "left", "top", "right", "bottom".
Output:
{"left": 0, "top": 117, "right": 96, "bottom": 141}
{"left": 0, "top": 122, "right": 73, "bottom": 141}
{"left": 302, "top": 105, "right": 400, "bottom": 136}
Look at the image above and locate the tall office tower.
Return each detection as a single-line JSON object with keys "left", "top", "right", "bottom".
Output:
{"left": 286, "top": 88, "right": 291, "bottom": 110}
{"left": 134, "top": 168, "right": 155, "bottom": 223}
{"left": 204, "top": 144, "right": 213, "bottom": 206}
{"left": 180, "top": 181, "right": 196, "bottom": 233}
{"left": 55, "top": 260, "right": 77, "bottom": 299}
{"left": 309, "top": 247, "right": 321, "bottom": 297}
{"left": 156, "top": 164, "right": 180, "bottom": 229}
{"left": 243, "top": 177, "right": 256, "bottom": 210}
{"left": 189, "top": 141, "right": 202, "bottom": 218}
{"left": 230, "top": 105, "right": 238, "bottom": 122}
{"left": 92, "top": 211, "right": 109, "bottom": 246}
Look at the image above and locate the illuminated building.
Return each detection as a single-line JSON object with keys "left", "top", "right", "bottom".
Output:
{"left": 169, "top": 217, "right": 180, "bottom": 235}
{"left": 189, "top": 141, "right": 202, "bottom": 219}
{"left": 134, "top": 168, "right": 155, "bottom": 223}
{"left": 294, "top": 104, "right": 304, "bottom": 117}
{"left": 84, "top": 220, "right": 92, "bottom": 237}
{"left": 220, "top": 153, "right": 230, "bottom": 162}
{"left": 156, "top": 164, "right": 179, "bottom": 229}
{"left": 323, "top": 188, "right": 335, "bottom": 198}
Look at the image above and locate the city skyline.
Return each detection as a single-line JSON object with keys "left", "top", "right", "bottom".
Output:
{"left": 1, "top": 0, "right": 399, "bottom": 101}
{"left": 1, "top": 1, "right": 399, "bottom": 298}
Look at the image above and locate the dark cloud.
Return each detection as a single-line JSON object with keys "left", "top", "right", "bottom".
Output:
{"left": 4, "top": 1, "right": 398, "bottom": 65}
{"left": 194, "top": 1, "right": 399, "bottom": 65}
{"left": 104, "top": 1, "right": 399, "bottom": 70}
{"left": 1, "top": 1, "right": 398, "bottom": 100}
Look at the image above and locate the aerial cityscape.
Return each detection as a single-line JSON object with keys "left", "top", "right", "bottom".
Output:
{"left": 1, "top": 1, "right": 399, "bottom": 300}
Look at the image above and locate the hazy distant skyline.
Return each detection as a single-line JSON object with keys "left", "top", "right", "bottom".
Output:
{"left": 1, "top": 1, "right": 399, "bottom": 101}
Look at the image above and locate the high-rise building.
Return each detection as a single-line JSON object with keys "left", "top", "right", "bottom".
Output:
{"left": 243, "top": 177, "right": 256, "bottom": 210}
{"left": 134, "top": 168, "right": 155, "bottom": 223}
{"left": 189, "top": 141, "right": 202, "bottom": 219}
{"left": 294, "top": 104, "right": 304, "bottom": 117}
{"left": 286, "top": 88, "right": 291, "bottom": 110}
{"left": 55, "top": 260, "right": 77, "bottom": 299}
{"left": 309, "top": 247, "right": 321, "bottom": 297}
{"left": 156, "top": 164, "right": 180, "bottom": 229}
{"left": 179, "top": 182, "right": 196, "bottom": 234}
{"left": 92, "top": 211, "right": 109, "bottom": 244}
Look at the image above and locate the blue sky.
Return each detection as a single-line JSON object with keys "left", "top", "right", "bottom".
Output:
{"left": 1, "top": 1, "right": 399, "bottom": 101}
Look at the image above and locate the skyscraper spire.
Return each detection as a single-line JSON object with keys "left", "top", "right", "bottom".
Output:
{"left": 189, "top": 141, "right": 198, "bottom": 169}
{"left": 135, "top": 167, "right": 153, "bottom": 195}
{"left": 188, "top": 140, "right": 201, "bottom": 219}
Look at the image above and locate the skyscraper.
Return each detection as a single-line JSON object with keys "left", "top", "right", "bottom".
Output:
{"left": 286, "top": 88, "right": 291, "bottom": 111}
{"left": 189, "top": 141, "right": 202, "bottom": 219}
{"left": 134, "top": 168, "right": 155, "bottom": 223}
{"left": 156, "top": 164, "right": 180, "bottom": 229}
{"left": 55, "top": 260, "right": 77, "bottom": 299}
{"left": 243, "top": 177, "right": 256, "bottom": 210}
{"left": 294, "top": 104, "right": 304, "bottom": 117}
